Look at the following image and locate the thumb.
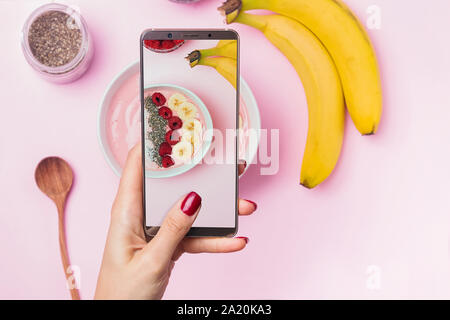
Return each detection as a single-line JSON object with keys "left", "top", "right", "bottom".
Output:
{"left": 145, "top": 192, "right": 202, "bottom": 263}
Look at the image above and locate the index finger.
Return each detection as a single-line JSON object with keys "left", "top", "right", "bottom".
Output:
{"left": 117, "top": 144, "right": 143, "bottom": 197}
{"left": 111, "top": 144, "right": 143, "bottom": 230}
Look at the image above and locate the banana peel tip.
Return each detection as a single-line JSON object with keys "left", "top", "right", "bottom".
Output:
{"left": 185, "top": 50, "right": 201, "bottom": 68}
{"left": 300, "top": 181, "right": 315, "bottom": 189}
{"left": 362, "top": 124, "right": 378, "bottom": 136}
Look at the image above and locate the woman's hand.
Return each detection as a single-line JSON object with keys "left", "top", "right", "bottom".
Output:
{"left": 95, "top": 145, "right": 257, "bottom": 300}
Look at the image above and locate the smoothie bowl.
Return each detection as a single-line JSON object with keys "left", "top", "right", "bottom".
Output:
{"left": 98, "top": 61, "right": 260, "bottom": 178}
{"left": 142, "top": 84, "right": 213, "bottom": 178}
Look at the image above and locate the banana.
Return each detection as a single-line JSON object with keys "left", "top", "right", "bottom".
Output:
{"left": 219, "top": 0, "right": 382, "bottom": 135}
{"left": 176, "top": 101, "right": 197, "bottom": 121}
{"left": 232, "top": 12, "right": 345, "bottom": 188}
{"left": 186, "top": 40, "right": 237, "bottom": 67}
{"left": 201, "top": 40, "right": 237, "bottom": 60}
{"left": 181, "top": 129, "right": 202, "bottom": 152}
{"left": 183, "top": 119, "right": 203, "bottom": 152}
{"left": 216, "top": 39, "right": 236, "bottom": 48}
{"left": 181, "top": 131, "right": 193, "bottom": 143}
{"left": 192, "top": 133, "right": 201, "bottom": 151}
{"left": 168, "top": 93, "right": 187, "bottom": 110}
{"left": 172, "top": 140, "right": 194, "bottom": 162}
{"left": 188, "top": 56, "right": 237, "bottom": 89}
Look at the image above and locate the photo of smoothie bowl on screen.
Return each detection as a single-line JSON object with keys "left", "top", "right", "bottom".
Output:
{"left": 143, "top": 84, "right": 213, "bottom": 178}
{"left": 141, "top": 30, "right": 240, "bottom": 236}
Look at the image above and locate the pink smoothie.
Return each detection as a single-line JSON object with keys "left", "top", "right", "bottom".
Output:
{"left": 106, "top": 72, "right": 141, "bottom": 169}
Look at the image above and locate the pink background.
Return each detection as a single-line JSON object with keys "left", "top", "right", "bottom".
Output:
{"left": 1, "top": 0, "right": 450, "bottom": 299}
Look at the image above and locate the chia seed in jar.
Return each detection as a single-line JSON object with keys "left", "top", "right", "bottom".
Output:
{"left": 21, "top": 3, "right": 93, "bottom": 83}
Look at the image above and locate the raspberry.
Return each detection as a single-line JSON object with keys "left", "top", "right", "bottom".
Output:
{"left": 165, "top": 130, "right": 180, "bottom": 145}
{"left": 159, "top": 142, "right": 172, "bottom": 156}
{"left": 168, "top": 116, "right": 182, "bottom": 130}
{"left": 151, "top": 92, "right": 166, "bottom": 106}
{"left": 161, "top": 155, "right": 175, "bottom": 168}
{"left": 144, "top": 40, "right": 162, "bottom": 50}
{"left": 158, "top": 106, "right": 172, "bottom": 119}
{"left": 161, "top": 40, "right": 175, "bottom": 50}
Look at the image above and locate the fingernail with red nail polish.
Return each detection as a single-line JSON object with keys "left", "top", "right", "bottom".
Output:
{"left": 245, "top": 199, "right": 257, "bottom": 211}
{"left": 181, "top": 191, "right": 202, "bottom": 216}
{"left": 237, "top": 236, "right": 249, "bottom": 244}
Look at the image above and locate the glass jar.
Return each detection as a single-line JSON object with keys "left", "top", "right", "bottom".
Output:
{"left": 21, "top": 3, "right": 94, "bottom": 84}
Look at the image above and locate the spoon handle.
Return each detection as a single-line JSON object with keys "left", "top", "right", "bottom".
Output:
{"left": 56, "top": 200, "right": 81, "bottom": 300}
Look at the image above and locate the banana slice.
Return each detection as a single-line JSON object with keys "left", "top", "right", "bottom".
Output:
{"left": 181, "top": 129, "right": 202, "bottom": 152}
{"left": 176, "top": 102, "right": 197, "bottom": 121}
{"left": 182, "top": 118, "right": 202, "bottom": 135}
{"left": 168, "top": 93, "right": 187, "bottom": 111}
{"left": 181, "top": 130, "right": 193, "bottom": 143}
{"left": 172, "top": 140, "right": 193, "bottom": 163}
{"left": 192, "top": 132, "right": 201, "bottom": 152}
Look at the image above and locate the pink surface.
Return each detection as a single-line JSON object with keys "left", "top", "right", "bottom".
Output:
{"left": 1, "top": 0, "right": 450, "bottom": 299}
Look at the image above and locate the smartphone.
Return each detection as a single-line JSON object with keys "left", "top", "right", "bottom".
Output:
{"left": 140, "top": 29, "right": 239, "bottom": 237}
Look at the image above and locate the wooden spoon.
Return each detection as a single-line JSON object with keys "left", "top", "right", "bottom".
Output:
{"left": 35, "top": 157, "right": 80, "bottom": 300}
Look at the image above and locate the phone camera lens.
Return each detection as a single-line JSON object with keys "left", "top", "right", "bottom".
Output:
{"left": 208, "top": 33, "right": 212, "bottom": 38}
{"left": 168, "top": 33, "right": 173, "bottom": 39}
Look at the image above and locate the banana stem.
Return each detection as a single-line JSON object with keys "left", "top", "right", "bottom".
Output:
{"left": 216, "top": 39, "right": 235, "bottom": 48}
{"left": 187, "top": 43, "right": 237, "bottom": 68}
{"left": 200, "top": 47, "right": 221, "bottom": 57}
{"left": 186, "top": 49, "right": 229, "bottom": 68}
{"left": 234, "top": 12, "right": 266, "bottom": 31}
{"left": 240, "top": 0, "right": 266, "bottom": 12}
{"left": 197, "top": 56, "right": 218, "bottom": 68}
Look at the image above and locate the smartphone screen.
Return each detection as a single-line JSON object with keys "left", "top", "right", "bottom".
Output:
{"left": 140, "top": 30, "right": 239, "bottom": 237}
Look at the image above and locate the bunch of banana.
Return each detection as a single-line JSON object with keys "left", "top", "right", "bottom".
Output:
{"left": 186, "top": 40, "right": 238, "bottom": 89}
{"left": 234, "top": 13, "right": 345, "bottom": 188}
{"left": 219, "top": 0, "right": 382, "bottom": 135}
{"left": 216, "top": 0, "right": 382, "bottom": 188}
